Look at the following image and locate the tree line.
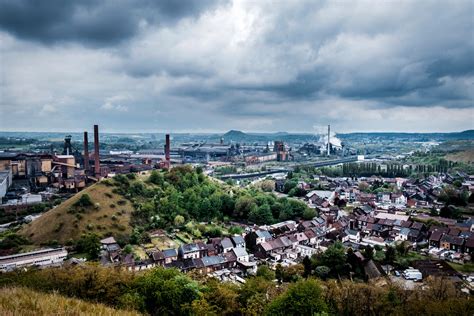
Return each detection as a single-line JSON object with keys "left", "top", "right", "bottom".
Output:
{"left": 0, "top": 263, "right": 471, "bottom": 316}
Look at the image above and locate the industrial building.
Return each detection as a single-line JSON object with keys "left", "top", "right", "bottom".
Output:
{"left": 0, "top": 247, "right": 68, "bottom": 272}
{"left": 0, "top": 169, "right": 12, "bottom": 199}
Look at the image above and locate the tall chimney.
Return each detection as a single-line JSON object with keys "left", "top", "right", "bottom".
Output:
{"left": 327, "top": 124, "right": 331, "bottom": 156}
{"left": 94, "top": 125, "right": 100, "bottom": 177}
{"left": 83, "top": 131, "right": 90, "bottom": 173}
{"left": 165, "top": 134, "right": 170, "bottom": 161}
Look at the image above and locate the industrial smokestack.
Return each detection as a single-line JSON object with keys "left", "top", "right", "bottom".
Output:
{"left": 83, "top": 131, "right": 90, "bottom": 173}
{"left": 94, "top": 125, "right": 100, "bottom": 177}
{"left": 327, "top": 124, "right": 331, "bottom": 156}
{"left": 165, "top": 134, "right": 170, "bottom": 161}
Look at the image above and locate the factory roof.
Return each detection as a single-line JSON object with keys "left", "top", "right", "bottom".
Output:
{"left": 0, "top": 248, "right": 67, "bottom": 265}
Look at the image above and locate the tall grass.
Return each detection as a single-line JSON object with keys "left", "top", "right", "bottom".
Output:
{"left": 0, "top": 287, "right": 141, "bottom": 316}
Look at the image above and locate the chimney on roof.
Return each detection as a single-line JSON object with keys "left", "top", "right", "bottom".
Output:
{"left": 165, "top": 134, "right": 170, "bottom": 162}
{"left": 94, "top": 124, "right": 100, "bottom": 177}
{"left": 83, "top": 131, "right": 90, "bottom": 173}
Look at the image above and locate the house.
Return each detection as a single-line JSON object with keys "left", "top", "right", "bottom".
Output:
{"left": 429, "top": 231, "right": 444, "bottom": 248}
{"left": 304, "top": 229, "right": 318, "bottom": 245}
{"left": 151, "top": 250, "right": 165, "bottom": 266}
{"left": 345, "top": 229, "right": 361, "bottom": 243}
{"left": 245, "top": 230, "right": 272, "bottom": 251}
{"left": 440, "top": 235, "right": 464, "bottom": 252}
{"left": 199, "top": 256, "right": 227, "bottom": 274}
{"left": 232, "top": 247, "right": 249, "bottom": 262}
{"left": 411, "top": 222, "right": 426, "bottom": 232}
{"left": 397, "top": 228, "right": 410, "bottom": 241}
{"left": 163, "top": 248, "right": 178, "bottom": 264}
{"left": 221, "top": 238, "right": 234, "bottom": 253}
{"left": 391, "top": 193, "right": 407, "bottom": 205}
{"left": 100, "top": 237, "right": 119, "bottom": 250}
{"left": 407, "top": 229, "right": 423, "bottom": 243}
{"left": 377, "top": 192, "right": 391, "bottom": 204}
{"left": 296, "top": 244, "right": 319, "bottom": 258}
{"left": 297, "top": 220, "right": 315, "bottom": 232}
{"left": 256, "top": 236, "right": 292, "bottom": 259}
{"left": 179, "top": 243, "right": 201, "bottom": 259}
{"left": 306, "top": 190, "right": 334, "bottom": 206}
{"left": 231, "top": 235, "right": 246, "bottom": 248}
{"left": 464, "top": 237, "right": 474, "bottom": 255}
{"left": 207, "top": 237, "right": 223, "bottom": 254}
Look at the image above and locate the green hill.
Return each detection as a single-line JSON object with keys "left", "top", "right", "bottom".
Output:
{"left": 19, "top": 182, "right": 134, "bottom": 245}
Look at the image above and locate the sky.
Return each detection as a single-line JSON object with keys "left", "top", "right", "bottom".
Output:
{"left": 0, "top": 0, "right": 473, "bottom": 134}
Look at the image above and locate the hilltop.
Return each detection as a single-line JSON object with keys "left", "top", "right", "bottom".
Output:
{"left": 0, "top": 287, "right": 140, "bottom": 316}
{"left": 19, "top": 181, "right": 134, "bottom": 245}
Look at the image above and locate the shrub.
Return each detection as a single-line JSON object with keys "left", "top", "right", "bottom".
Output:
{"left": 74, "top": 194, "right": 93, "bottom": 208}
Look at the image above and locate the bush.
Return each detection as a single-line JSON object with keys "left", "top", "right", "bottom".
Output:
{"left": 74, "top": 194, "right": 93, "bottom": 208}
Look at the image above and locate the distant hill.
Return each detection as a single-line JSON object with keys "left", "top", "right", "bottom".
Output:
{"left": 0, "top": 287, "right": 140, "bottom": 315}
{"left": 223, "top": 130, "right": 248, "bottom": 138}
{"left": 20, "top": 182, "right": 134, "bottom": 245}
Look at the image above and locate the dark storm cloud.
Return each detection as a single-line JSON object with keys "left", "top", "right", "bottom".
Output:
{"left": 0, "top": 0, "right": 222, "bottom": 46}
{"left": 1, "top": 0, "right": 473, "bottom": 133}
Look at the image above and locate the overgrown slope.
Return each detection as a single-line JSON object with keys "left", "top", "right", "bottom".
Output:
{"left": 19, "top": 182, "right": 134, "bottom": 245}
{"left": 0, "top": 287, "right": 141, "bottom": 316}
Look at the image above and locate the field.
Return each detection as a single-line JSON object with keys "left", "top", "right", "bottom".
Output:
{"left": 447, "top": 262, "right": 474, "bottom": 274}
{"left": 19, "top": 182, "right": 134, "bottom": 245}
{"left": 0, "top": 287, "right": 141, "bottom": 316}
{"left": 445, "top": 149, "right": 474, "bottom": 164}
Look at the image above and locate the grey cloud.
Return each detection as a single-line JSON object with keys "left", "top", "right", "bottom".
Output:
{"left": 0, "top": 0, "right": 223, "bottom": 46}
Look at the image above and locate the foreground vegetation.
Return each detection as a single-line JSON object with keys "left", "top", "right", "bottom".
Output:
{"left": 0, "top": 264, "right": 471, "bottom": 316}
{"left": 0, "top": 286, "right": 141, "bottom": 316}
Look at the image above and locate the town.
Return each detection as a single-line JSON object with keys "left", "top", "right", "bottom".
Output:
{"left": 1, "top": 126, "right": 473, "bottom": 296}
{"left": 0, "top": 0, "right": 473, "bottom": 314}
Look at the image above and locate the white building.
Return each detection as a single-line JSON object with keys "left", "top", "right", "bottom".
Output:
{"left": 296, "top": 244, "right": 319, "bottom": 257}
{"left": 0, "top": 248, "right": 68, "bottom": 272}
{"left": 0, "top": 169, "right": 12, "bottom": 199}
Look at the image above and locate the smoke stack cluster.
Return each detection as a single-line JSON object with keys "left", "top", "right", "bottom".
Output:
{"left": 94, "top": 124, "right": 100, "bottom": 177}
{"left": 83, "top": 131, "right": 90, "bottom": 173}
{"left": 165, "top": 134, "right": 170, "bottom": 162}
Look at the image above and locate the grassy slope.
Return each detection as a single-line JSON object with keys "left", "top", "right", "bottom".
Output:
{"left": 19, "top": 182, "right": 134, "bottom": 245}
{"left": 0, "top": 287, "right": 141, "bottom": 316}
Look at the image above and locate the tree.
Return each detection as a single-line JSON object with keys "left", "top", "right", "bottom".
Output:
{"left": 319, "top": 242, "right": 347, "bottom": 277}
{"left": 260, "top": 180, "right": 275, "bottom": 192}
{"left": 174, "top": 215, "right": 185, "bottom": 227}
{"left": 148, "top": 170, "right": 164, "bottom": 185}
{"left": 76, "top": 233, "right": 100, "bottom": 259}
{"left": 74, "top": 194, "right": 93, "bottom": 207}
{"left": 314, "top": 266, "right": 330, "bottom": 280}
{"left": 135, "top": 267, "right": 201, "bottom": 315}
{"left": 384, "top": 246, "right": 396, "bottom": 264}
{"left": 249, "top": 204, "right": 274, "bottom": 225}
{"left": 256, "top": 265, "right": 275, "bottom": 281}
{"left": 396, "top": 241, "right": 409, "bottom": 256}
{"left": 302, "top": 208, "right": 316, "bottom": 220}
{"left": 234, "top": 196, "right": 257, "bottom": 218}
{"left": 364, "top": 246, "right": 374, "bottom": 260}
{"left": 123, "top": 244, "right": 133, "bottom": 254}
{"left": 275, "top": 264, "right": 284, "bottom": 284}
{"left": 302, "top": 256, "right": 312, "bottom": 278}
{"left": 265, "top": 279, "right": 328, "bottom": 316}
